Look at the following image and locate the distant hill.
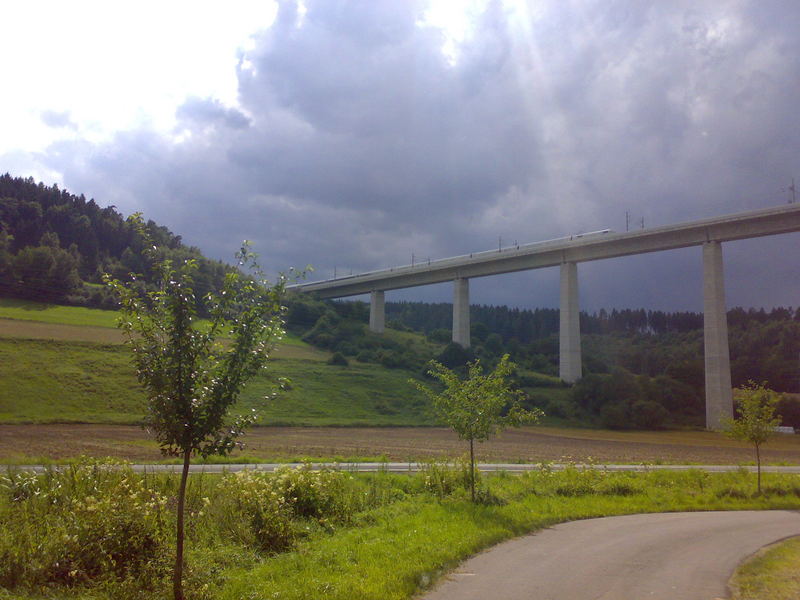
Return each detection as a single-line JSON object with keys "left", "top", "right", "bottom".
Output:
{"left": 0, "top": 173, "right": 232, "bottom": 308}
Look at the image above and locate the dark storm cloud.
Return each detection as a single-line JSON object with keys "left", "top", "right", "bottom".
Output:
{"left": 27, "top": 0, "right": 800, "bottom": 310}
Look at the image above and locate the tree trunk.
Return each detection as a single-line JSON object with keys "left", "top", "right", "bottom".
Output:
{"left": 755, "top": 443, "right": 761, "bottom": 495}
{"left": 469, "top": 437, "right": 475, "bottom": 502}
{"left": 174, "top": 448, "right": 191, "bottom": 600}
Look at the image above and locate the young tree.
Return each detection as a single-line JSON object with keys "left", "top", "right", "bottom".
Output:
{"left": 414, "top": 354, "right": 543, "bottom": 501}
{"left": 105, "top": 219, "right": 288, "bottom": 600}
{"left": 723, "top": 382, "right": 782, "bottom": 494}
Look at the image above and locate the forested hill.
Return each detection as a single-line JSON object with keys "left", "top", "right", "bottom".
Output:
{"left": 382, "top": 300, "right": 800, "bottom": 394}
{"left": 0, "top": 174, "right": 231, "bottom": 307}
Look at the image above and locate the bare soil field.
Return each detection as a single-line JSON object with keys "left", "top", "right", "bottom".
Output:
{"left": 0, "top": 318, "right": 125, "bottom": 344}
{"left": 3, "top": 424, "right": 800, "bottom": 464}
{"left": 0, "top": 317, "right": 323, "bottom": 359}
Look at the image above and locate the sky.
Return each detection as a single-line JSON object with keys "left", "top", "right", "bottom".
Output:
{"left": 2, "top": 0, "right": 799, "bottom": 312}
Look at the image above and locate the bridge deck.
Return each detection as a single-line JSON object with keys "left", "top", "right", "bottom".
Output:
{"left": 291, "top": 204, "right": 800, "bottom": 298}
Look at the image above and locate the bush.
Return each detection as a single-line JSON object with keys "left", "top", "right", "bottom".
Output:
{"left": 356, "top": 349, "right": 376, "bottom": 363}
{"left": 545, "top": 397, "right": 577, "bottom": 419}
{"left": 417, "top": 458, "right": 475, "bottom": 498}
{"left": 427, "top": 328, "right": 451, "bottom": 344}
{"left": 0, "top": 461, "right": 169, "bottom": 590}
{"left": 777, "top": 395, "right": 800, "bottom": 429}
{"left": 214, "top": 470, "right": 295, "bottom": 553}
{"left": 328, "top": 352, "right": 349, "bottom": 366}
{"left": 335, "top": 342, "right": 357, "bottom": 356}
{"left": 213, "top": 465, "right": 356, "bottom": 553}
{"left": 271, "top": 464, "right": 353, "bottom": 521}
{"left": 436, "top": 342, "right": 474, "bottom": 369}
{"left": 378, "top": 349, "right": 408, "bottom": 369}
{"left": 516, "top": 372, "right": 566, "bottom": 388}
{"left": 600, "top": 401, "right": 631, "bottom": 429}
{"left": 630, "top": 399, "right": 669, "bottom": 430}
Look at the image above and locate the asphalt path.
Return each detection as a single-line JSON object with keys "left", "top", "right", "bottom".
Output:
{"left": 419, "top": 510, "right": 800, "bottom": 600}
{"left": 8, "top": 462, "right": 800, "bottom": 474}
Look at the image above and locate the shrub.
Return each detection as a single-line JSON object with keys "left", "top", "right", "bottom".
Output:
{"left": 436, "top": 342, "right": 474, "bottom": 369}
{"left": 335, "top": 342, "right": 357, "bottom": 356}
{"left": 593, "top": 477, "right": 643, "bottom": 496}
{"left": 212, "top": 465, "right": 355, "bottom": 553}
{"left": 328, "top": 352, "right": 349, "bottom": 366}
{"left": 0, "top": 461, "right": 170, "bottom": 590}
{"left": 417, "top": 458, "right": 475, "bottom": 498}
{"left": 516, "top": 372, "right": 566, "bottom": 388}
{"left": 630, "top": 399, "right": 668, "bottom": 430}
{"left": 427, "top": 328, "right": 451, "bottom": 344}
{"left": 271, "top": 463, "right": 353, "bottom": 522}
{"left": 355, "top": 349, "right": 376, "bottom": 363}
{"left": 545, "top": 397, "right": 577, "bottom": 419}
{"left": 214, "top": 470, "right": 295, "bottom": 553}
{"left": 600, "top": 401, "right": 631, "bottom": 429}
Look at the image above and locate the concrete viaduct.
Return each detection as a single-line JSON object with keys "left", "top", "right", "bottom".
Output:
{"left": 291, "top": 204, "right": 800, "bottom": 430}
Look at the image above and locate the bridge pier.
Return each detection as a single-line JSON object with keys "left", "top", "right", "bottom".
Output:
{"left": 559, "top": 262, "right": 582, "bottom": 383}
{"left": 453, "top": 278, "right": 470, "bottom": 348}
{"left": 369, "top": 290, "right": 385, "bottom": 333}
{"left": 703, "top": 241, "right": 733, "bottom": 430}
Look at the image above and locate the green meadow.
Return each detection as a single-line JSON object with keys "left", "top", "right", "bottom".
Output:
{"left": 0, "top": 299, "right": 434, "bottom": 425}
{"left": 0, "top": 336, "right": 437, "bottom": 426}
{"left": 0, "top": 298, "right": 120, "bottom": 328}
{"left": 0, "top": 299, "right": 572, "bottom": 427}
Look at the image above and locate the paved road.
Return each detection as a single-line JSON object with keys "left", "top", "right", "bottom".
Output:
{"left": 8, "top": 462, "right": 800, "bottom": 474}
{"left": 420, "top": 511, "right": 800, "bottom": 600}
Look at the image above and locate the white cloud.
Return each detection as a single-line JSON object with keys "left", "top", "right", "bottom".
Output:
{"left": 0, "top": 0, "right": 277, "bottom": 153}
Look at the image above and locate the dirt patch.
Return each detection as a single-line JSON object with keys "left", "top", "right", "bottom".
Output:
{"left": 0, "top": 318, "right": 319, "bottom": 359}
{"left": 0, "top": 319, "right": 125, "bottom": 344}
{"left": 2, "top": 424, "right": 800, "bottom": 464}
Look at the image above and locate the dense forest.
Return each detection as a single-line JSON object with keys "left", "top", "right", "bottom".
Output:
{"left": 0, "top": 174, "right": 232, "bottom": 309}
{"left": 383, "top": 300, "right": 799, "bottom": 393}
{"left": 385, "top": 301, "right": 710, "bottom": 340}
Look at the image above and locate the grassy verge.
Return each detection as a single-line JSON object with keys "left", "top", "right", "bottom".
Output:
{"left": 731, "top": 536, "right": 800, "bottom": 600}
{"left": 2, "top": 462, "right": 800, "bottom": 600}
{"left": 219, "top": 469, "right": 800, "bottom": 600}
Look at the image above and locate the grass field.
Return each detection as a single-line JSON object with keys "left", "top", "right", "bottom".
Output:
{"left": 0, "top": 336, "right": 437, "bottom": 426}
{"left": 0, "top": 298, "right": 437, "bottom": 426}
{"left": 0, "top": 298, "right": 120, "bottom": 328}
{"left": 731, "top": 536, "right": 800, "bottom": 600}
{"left": 0, "top": 299, "right": 568, "bottom": 428}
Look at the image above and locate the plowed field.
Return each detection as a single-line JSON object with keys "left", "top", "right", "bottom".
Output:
{"left": 3, "top": 424, "right": 800, "bottom": 464}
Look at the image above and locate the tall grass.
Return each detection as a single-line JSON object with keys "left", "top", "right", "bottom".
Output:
{"left": 3, "top": 461, "right": 800, "bottom": 599}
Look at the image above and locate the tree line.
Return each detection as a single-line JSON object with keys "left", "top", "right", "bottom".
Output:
{"left": 0, "top": 174, "right": 232, "bottom": 310}
{"left": 385, "top": 300, "right": 799, "bottom": 341}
